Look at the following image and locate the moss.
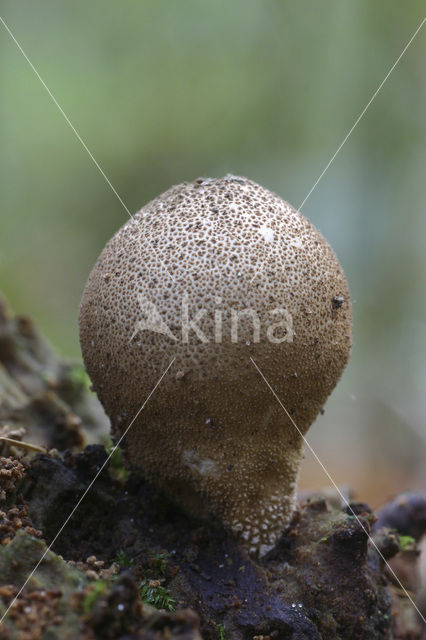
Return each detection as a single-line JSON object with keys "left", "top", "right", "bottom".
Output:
{"left": 112, "top": 549, "right": 134, "bottom": 568}
{"left": 398, "top": 534, "right": 415, "bottom": 550}
{"left": 65, "top": 364, "right": 92, "bottom": 394}
{"left": 82, "top": 580, "right": 108, "bottom": 614}
{"left": 139, "top": 579, "right": 176, "bottom": 612}
{"left": 0, "top": 531, "right": 87, "bottom": 638}
{"left": 106, "top": 442, "right": 129, "bottom": 483}
{"left": 149, "top": 551, "right": 170, "bottom": 577}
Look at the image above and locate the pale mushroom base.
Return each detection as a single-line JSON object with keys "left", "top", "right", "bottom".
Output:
{"left": 115, "top": 416, "right": 304, "bottom": 558}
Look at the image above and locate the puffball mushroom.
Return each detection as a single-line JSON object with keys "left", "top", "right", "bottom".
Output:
{"left": 79, "top": 175, "right": 352, "bottom": 557}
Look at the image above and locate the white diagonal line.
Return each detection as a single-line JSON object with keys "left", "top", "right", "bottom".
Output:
{"left": 0, "top": 356, "right": 176, "bottom": 625}
{"left": 250, "top": 19, "right": 425, "bottom": 288}
{"left": 297, "top": 16, "right": 426, "bottom": 211}
{"left": 0, "top": 15, "right": 183, "bottom": 289}
{"left": 250, "top": 356, "right": 426, "bottom": 625}
{"left": 0, "top": 15, "right": 133, "bottom": 219}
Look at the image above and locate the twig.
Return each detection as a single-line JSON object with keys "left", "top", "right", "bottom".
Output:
{"left": 0, "top": 437, "right": 46, "bottom": 453}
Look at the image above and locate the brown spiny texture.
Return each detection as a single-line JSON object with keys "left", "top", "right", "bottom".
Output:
{"left": 79, "top": 175, "right": 352, "bottom": 556}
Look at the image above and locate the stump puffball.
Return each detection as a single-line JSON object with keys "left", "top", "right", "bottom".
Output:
{"left": 79, "top": 175, "right": 352, "bottom": 556}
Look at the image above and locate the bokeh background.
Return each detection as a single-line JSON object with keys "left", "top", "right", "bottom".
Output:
{"left": 1, "top": 0, "right": 425, "bottom": 508}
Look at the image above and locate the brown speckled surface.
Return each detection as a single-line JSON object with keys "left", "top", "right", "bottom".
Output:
{"left": 79, "top": 176, "right": 352, "bottom": 556}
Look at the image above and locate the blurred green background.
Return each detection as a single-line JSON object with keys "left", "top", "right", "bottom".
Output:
{"left": 1, "top": 0, "right": 425, "bottom": 505}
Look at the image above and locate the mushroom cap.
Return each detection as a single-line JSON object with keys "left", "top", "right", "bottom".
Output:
{"left": 79, "top": 175, "right": 352, "bottom": 555}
